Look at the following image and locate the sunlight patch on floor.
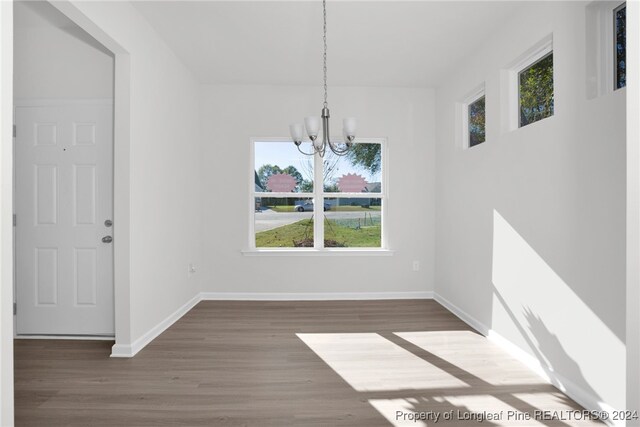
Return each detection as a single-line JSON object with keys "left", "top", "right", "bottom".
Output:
{"left": 395, "top": 331, "right": 547, "bottom": 386}
{"left": 297, "top": 333, "right": 469, "bottom": 392}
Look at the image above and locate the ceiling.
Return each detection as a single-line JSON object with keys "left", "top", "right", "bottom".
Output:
{"left": 14, "top": 0, "right": 77, "bottom": 29}
{"left": 132, "top": 1, "right": 523, "bottom": 88}
{"left": 14, "top": 1, "right": 115, "bottom": 57}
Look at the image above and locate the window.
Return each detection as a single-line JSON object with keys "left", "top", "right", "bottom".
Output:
{"left": 251, "top": 139, "right": 385, "bottom": 250}
{"left": 519, "top": 52, "right": 554, "bottom": 127}
{"left": 459, "top": 85, "right": 485, "bottom": 149}
{"left": 614, "top": 3, "right": 626, "bottom": 89}
{"left": 586, "top": 2, "right": 626, "bottom": 98}
{"left": 468, "top": 95, "right": 486, "bottom": 147}
{"left": 502, "top": 35, "right": 553, "bottom": 131}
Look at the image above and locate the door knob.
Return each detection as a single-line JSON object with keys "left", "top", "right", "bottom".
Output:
{"left": 102, "top": 236, "right": 113, "bottom": 243}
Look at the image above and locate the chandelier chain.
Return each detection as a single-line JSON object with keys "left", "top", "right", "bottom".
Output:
{"left": 323, "top": 0, "right": 328, "bottom": 108}
{"left": 290, "top": 0, "right": 354, "bottom": 158}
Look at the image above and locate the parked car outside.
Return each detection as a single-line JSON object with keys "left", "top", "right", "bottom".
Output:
{"left": 294, "top": 200, "right": 330, "bottom": 212}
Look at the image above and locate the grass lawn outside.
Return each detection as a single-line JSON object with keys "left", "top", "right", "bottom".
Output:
{"left": 255, "top": 219, "right": 313, "bottom": 246}
{"left": 268, "top": 206, "right": 296, "bottom": 213}
{"left": 255, "top": 219, "right": 381, "bottom": 247}
{"left": 331, "top": 206, "right": 381, "bottom": 212}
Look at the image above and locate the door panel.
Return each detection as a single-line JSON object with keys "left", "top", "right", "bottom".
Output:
{"left": 35, "top": 248, "right": 58, "bottom": 305}
{"left": 15, "top": 104, "right": 114, "bottom": 335}
{"left": 74, "top": 165, "right": 96, "bottom": 225}
{"left": 36, "top": 165, "right": 57, "bottom": 225}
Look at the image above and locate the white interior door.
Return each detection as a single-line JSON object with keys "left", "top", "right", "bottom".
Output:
{"left": 15, "top": 103, "right": 114, "bottom": 336}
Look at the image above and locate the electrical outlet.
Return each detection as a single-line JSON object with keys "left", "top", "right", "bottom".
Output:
{"left": 412, "top": 261, "right": 420, "bottom": 271}
{"left": 188, "top": 263, "right": 196, "bottom": 277}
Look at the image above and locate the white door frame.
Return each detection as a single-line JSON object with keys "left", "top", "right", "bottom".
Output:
{"left": 1, "top": 2, "right": 16, "bottom": 424}
{"left": 28, "top": 1, "right": 133, "bottom": 352}
{"left": 13, "top": 98, "right": 115, "bottom": 339}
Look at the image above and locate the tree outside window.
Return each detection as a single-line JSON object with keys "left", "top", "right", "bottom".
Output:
{"left": 468, "top": 95, "right": 485, "bottom": 147}
{"left": 519, "top": 53, "right": 554, "bottom": 127}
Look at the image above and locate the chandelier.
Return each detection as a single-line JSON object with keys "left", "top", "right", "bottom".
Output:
{"left": 289, "top": 0, "right": 356, "bottom": 157}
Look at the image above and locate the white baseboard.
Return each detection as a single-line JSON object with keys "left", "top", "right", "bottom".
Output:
{"left": 110, "top": 293, "right": 200, "bottom": 358}
{"left": 15, "top": 335, "right": 114, "bottom": 341}
{"left": 485, "top": 329, "right": 552, "bottom": 383}
{"left": 110, "top": 291, "right": 433, "bottom": 357}
{"left": 434, "top": 291, "right": 620, "bottom": 427}
{"left": 200, "top": 291, "right": 434, "bottom": 301}
{"left": 434, "top": 291, "right": 489, "bottom": 335}
{"left": 486, "top": 329, "right": 621, "bottom": 426}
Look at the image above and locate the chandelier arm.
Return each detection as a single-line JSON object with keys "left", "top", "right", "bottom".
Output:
{"left": 296, "top": 141, "right": 329, "bottom": 158}
{"left": 328, "top": 143, "right": 351, "bottom": 156}
{"left": 296, "top": 144, "right": 317, "bottom": 157}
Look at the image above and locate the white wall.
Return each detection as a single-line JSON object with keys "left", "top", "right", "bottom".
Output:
{"left": 435, "top": 1, "right": 625, "bottom": 414}
{"left": 626, "top": 0, "right": 640, "bottom": 420}
{"left": 0, "top": 1, "right": 14, "bottom": 424}
{"left": 50, "top": 1, "right": 203, "bottom": 348}
{"left": 200, "top": 84, "right": 435, "bottom": 295}
{"left": 13, "top": 1, "right": 113, "bottom": 99}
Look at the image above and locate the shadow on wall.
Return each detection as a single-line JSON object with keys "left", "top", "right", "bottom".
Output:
{"left": 490, "top": 191, "right": 625, "bottom": 344}
{"left": 493, "top": 289, "right": 601, "bottom": 406}
{"left": 491, "top": 209, "right": 623, "bottom": 411}
{"left": 523, "top": 307, "right": 601, "bottom": 402}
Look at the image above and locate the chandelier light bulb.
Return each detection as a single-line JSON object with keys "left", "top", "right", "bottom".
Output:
{"left": 289, "top": 124, "right": 304, "bottom": 144}
{"left": 304, "top": 116, "right": 321, "bottom": 139}
{"left": 343, "top": 117, "right": 357, "bottom": 138}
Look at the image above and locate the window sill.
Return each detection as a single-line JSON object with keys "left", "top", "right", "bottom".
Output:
{"left": 241, "top": 249, "right": 395, "bottom": 257}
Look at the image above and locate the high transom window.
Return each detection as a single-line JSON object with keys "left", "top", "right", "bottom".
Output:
{"left": 519, "top": 52, "right": 554, "bottom": 128}
{"left": 615, "top": 3, "right": 626, "bottom": 90}
{"left": 468, "top": 95, "right": 486, "bottom": 147}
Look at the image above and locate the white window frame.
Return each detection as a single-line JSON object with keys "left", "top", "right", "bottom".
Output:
{"left": 613, "top": 2, "right": 626, "bottom": 90}
{"left": 502, "top": 34, "right": 554, "bottom": 132}
{"left": 461, "top": 85, "right": 486, "bottom": 150}
{"left": 586, "top": 1, "right": 626, "bottom": 98}
{"left": 246, "top": 137, "right": 390, "bottom": 255}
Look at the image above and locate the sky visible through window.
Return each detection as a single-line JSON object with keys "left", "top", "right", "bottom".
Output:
{"left": 255, "top": 141, "right": 381, "bottom": 192}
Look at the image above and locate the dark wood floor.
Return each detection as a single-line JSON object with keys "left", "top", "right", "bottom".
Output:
{"left": 14, "top": 300, "right": 601, "bottom": 426}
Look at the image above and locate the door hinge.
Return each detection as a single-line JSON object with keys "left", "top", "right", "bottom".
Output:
{"left": 13, "top": 303, "right": 16, "bottom": 315}
{"left": 13, "top": 214, "right": 16, "bottom": 227}
{"left": 13, "top": 124, "right": 16, "bottom": 138}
